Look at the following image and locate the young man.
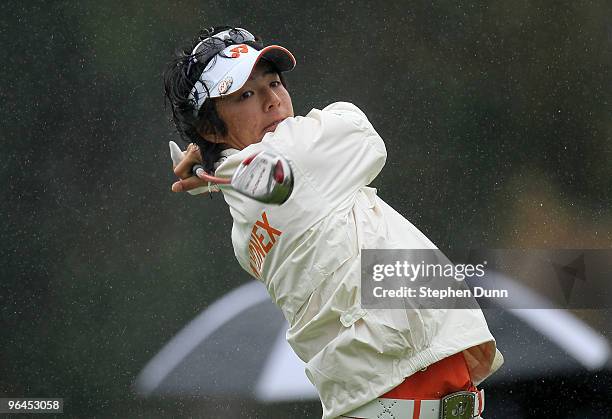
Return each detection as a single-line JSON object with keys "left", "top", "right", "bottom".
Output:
{"left": 166, "top": 26, "right": 503, "bottom": 419}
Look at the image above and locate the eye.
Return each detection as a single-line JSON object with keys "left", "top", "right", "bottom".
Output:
{"left": 270, "top": 80, "right": 281, "bottom": 88}
{"left": 240, "top": 91, "right": 254, "bottom": 100}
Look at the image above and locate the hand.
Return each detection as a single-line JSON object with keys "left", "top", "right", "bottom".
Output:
{"left": 169, "top": 141, "right": 218, "bottom": 195}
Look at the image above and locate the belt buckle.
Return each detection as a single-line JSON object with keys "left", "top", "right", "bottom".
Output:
{"left": 439, "top": 391, "right": 476, "bottom": 419}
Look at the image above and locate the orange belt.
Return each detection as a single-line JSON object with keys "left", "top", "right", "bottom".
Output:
{"left": 341, "top": 353, "right": 484, "bottom": 419}
{"left": 372, "top": 352, "right": 483, "bottom": 419}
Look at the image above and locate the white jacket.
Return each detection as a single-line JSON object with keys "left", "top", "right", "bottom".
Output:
{"left": 216, "top": 102, "right": 503, "bottom": 419}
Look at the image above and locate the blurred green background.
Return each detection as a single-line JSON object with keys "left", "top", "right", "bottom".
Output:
{"left": 1, "top": 0, "right": 611, "bottom": 417}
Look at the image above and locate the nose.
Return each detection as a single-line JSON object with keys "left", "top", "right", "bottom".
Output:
{"left": 263, "top": 87, "right": 281, "bottom": 112}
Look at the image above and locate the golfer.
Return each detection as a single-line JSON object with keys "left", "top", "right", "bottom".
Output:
{"left": 165, "top": 26, "right": 503, "bottom": 419}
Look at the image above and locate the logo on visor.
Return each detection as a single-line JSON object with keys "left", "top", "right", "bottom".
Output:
{"left": 218, "top": 77, "right": 233, "bottom": 95}
{"left": 229, "top": 44, "right": 248, "bottom": 58}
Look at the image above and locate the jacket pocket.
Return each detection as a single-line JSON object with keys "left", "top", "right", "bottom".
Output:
{"left": 278, "top": 210, "right": 358, "bottom": 326}
{"left": 358, "top": 308, "right": 420, "bottom": 356}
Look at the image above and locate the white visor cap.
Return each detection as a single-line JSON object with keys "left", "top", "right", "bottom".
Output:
{"left": 189, "top": 43, "right": 296, "bottom": 112}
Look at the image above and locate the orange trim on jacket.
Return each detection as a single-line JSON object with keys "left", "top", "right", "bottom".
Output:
{"left": 380, "top": 352, "right": 472, "bottom": 400}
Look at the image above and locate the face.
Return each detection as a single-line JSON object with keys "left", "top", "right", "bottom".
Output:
{"left": 213, "top": 60, "right": 294, "bottom": 150}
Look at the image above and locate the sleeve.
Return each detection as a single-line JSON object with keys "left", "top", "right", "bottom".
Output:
{"left": 265, "top": 102, "right": 387, "bottom": 206}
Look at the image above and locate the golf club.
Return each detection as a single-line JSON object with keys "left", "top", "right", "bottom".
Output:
{"left": 193, "top": 151, "right": 293, "bottom": 204}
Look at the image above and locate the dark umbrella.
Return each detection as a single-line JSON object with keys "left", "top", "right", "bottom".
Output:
{"left": 134, "top": 271, "right": 610, "bottom": 401}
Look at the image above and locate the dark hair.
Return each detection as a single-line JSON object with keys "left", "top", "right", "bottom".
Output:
{"left": 164, "top": 26, "right": 287, "bottom": 172}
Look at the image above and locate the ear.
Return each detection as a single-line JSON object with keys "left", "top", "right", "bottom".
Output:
{"left": 197, "top": 127, "right": 222, "bottom": 144}
{"left": 205, "top": 134, "right": 225, "bottom": 144}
